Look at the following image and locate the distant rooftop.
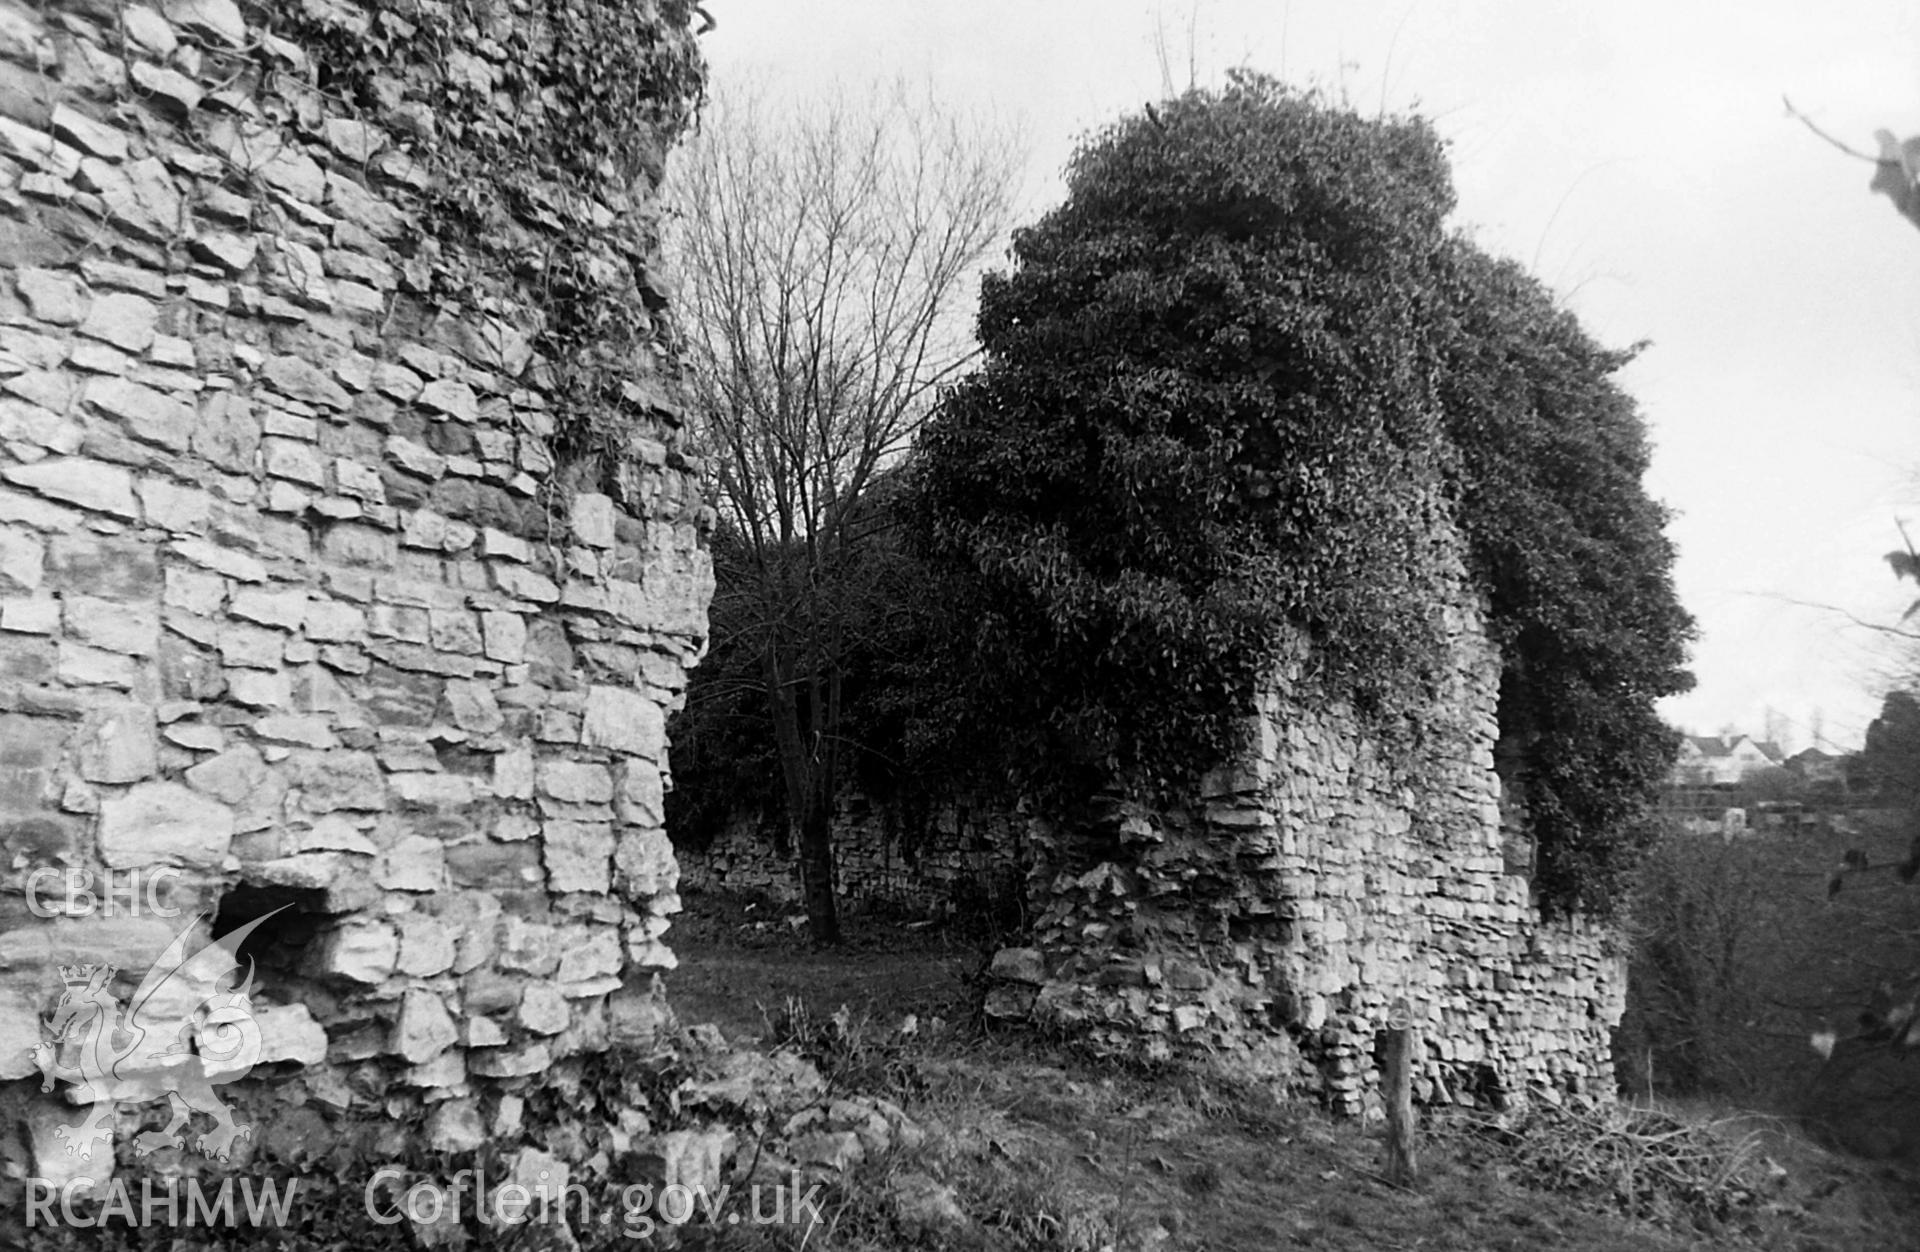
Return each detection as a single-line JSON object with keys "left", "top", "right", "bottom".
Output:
{"left": 1682, "top": 733, "right": 1785, "bottom": 762}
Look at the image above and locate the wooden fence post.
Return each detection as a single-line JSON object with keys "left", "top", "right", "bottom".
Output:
{"left": 1384, "top": 996, "right": 1419, "bottom": 1187}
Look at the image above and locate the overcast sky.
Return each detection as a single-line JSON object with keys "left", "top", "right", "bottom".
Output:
{"left": 699, "top": 0, "right": 1920, "bottom": 751}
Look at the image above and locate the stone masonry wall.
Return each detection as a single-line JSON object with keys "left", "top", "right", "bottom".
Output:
{"left": 0, "top": 0, "right": 708, "bottom": 1183}
{"left": 987, "top": 523, "right": 1624, "bottom": 1117}
{"left": 677, "top": 793, "right": 1026, "bottom": 916}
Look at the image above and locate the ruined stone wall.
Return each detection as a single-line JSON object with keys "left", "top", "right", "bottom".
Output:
{"left": 0, "top": 0, "right": 707, "bottom": 1182}
{"left": 987, "top": 526, "right": 1624, "bottom": 1116}
{"left": 677, "top": 794, "right": 1026, "bottom": 915}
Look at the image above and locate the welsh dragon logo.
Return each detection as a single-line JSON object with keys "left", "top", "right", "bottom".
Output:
{"left": 29, "top": 911, "right": 282, "bottom": 1162}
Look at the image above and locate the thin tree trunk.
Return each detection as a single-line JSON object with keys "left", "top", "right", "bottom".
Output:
{"left": 763, "top": 640, "right": 842, "bottom": 945}
{"left": 801, "top": 653, "right": 843, "bottom": 944}
{"left": 764, "top": 648, "right": 816, "bottom": 914}
{"left": 797, "top": 789, "right": 839, "bottom": 944}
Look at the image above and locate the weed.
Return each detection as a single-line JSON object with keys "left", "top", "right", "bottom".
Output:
{"left": 760, "top": 997, "right": 931, "bottom": 1103}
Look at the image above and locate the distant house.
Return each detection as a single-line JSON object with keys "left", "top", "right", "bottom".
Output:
{"left": 1674, "top": 806, "right": 1749, "bottom": 838}
{"left": 1785, "top": 748, "right": 1845, "bottom": 786}
{"left": 1670, "top": 734, "right": 1786, "bottom": 787}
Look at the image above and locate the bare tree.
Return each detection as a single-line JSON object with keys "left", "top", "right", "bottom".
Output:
{"left": 666, "top": 81, "right": 1023, "bottom": 942}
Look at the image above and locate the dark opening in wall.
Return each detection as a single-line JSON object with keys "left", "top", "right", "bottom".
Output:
{"left": 212, "top": 882, "right": 331, "bottom": 986}
{"left": 1493, "top": 731, "right": 1537, "bottom": 881}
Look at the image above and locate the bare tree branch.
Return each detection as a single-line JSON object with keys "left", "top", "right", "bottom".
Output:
{"left": 1783, "top": 95, "right": 1881, "bottom": 163}
{"left": 665, "top": 78, "right": 1025, "bottom": 942}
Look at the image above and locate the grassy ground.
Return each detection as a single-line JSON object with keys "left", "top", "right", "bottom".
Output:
{"left": 665, "top": 891, "right": 986, "bottom": 1043}
{"left": 665, "top": 888, "right": 1920, "bottom": 1251}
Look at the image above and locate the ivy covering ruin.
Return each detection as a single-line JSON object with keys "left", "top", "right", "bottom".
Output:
{"left": 916, "top": 73, "right": 1692, "bottom": 914}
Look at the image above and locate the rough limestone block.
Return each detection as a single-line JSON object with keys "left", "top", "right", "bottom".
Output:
{"left": 480, "top": 528, "right": 529, "bottom": 562}
{"left": 287, "top": 748, "right": 388, "bottom": 813}
{"left": 445, "top": 841, "right": 537, "bottom": 898}
{"left": 67, "top": 596, "right": 160, "bottom": 656}
{"left": 428, "top": 608, "right": 482, "bottom": 654}
{"left": 541, "top": 815, "right": 616, "bottom": 893}
{"left": 320, "top": 523, "right": 397, "bottom": 568}
{"left": 428, "top": 1099, "right": 487, "bottom": 1153}
{"left": 3, "top": 457, "right": 138, "bottom": 519}
{"left": 255, "top": 1004, "right": 328, "bottom": 1065}
{"left": 263, "top": 436, "right": 327, "bottom": 486}
{"left": 0, "top": 986, "right": 46, "bottom": 1079}
{"left": 443, "top": 679, "right": 503, "bottom": 733}
{"left": 77, "top": 291, "right": 157, "bottom": 353}
{"left": 325, "top": 170, "right": 406, "bottom": 239}
{"left": 386, "top": 435, "right": 445, "bottom": 478}
{"left": 988, "top": 948, "right": 1048, "bottom": 985}
{"left": 254, "top": 715, "right": 337, "bottom": 749}
{"left": 418, "top": 378, "right": 477, "bottom": 421}
{"left": 97, "top": 780, "right": 235, "bottom": 868}
{"left": 391, "top": 988, "right": 459, "bottom": 1064}
{"left": 376, "top": 834, "right": 446, "bottom": 891}
{"left": 246, "top": 852, "right": 350, "bottom": 891}
{"left": 77, "top": 703, "right": 158, "bottom": 784}
{"left": 469, "top": 1042, "right": 551, "bottom": 1079}
{"left": 580, "top": 684, "right": 664, "bottom": 761}
{"left": 82, "top": 155, "right": 184, "bottom": 241}
{"left": 397, "top": 917, "right": 457, "bottom": 977}
{"left": 136, "top": 478, "right": 213, "bottom": 533}
{"left": 50, "top": 101, "right": 129, "bottom": 157}
{"left": 615, "top": 762, "right": 664, "bottom": 827}
{"left": 1, "top": 598, "right": 60, "bottom": 633}
{"left": 539, "top": 761, "right": 613, "bottom": 805}
{"left": 556, "top": 928, "right": 624, "bottom": 984}
{"left": 191, "top": 393, "right": 261, "bottom": 472}
{"left": 302, "top": 598, "right": 366, "bottom": 642}
{"left": 163, "top": 0, "right": 246, "bottom": 47}
{"left": 369, "top": 603, "right": 428, "bottom": 643}
{"left": 334, "top": 458, "right": 385, "bottom": 502}
{"left": 264, "top": 355, "right": 350, "bottom": 411}
{"left": 13, "top": 267, "right": 88, "bottom": 325}
{"left": 0, "top": 527, "right": 44, "bottom": 592}
{"left": 390, "top": 773, "right": 477, "bottom": 810}
{"left": 493, "top": 564, "right": 558, "bottom": 603}
{"left": 184, "top": 744, "right": 286, "bottom": 832}
{"left": 614, "top": 828, "right": 676, "bottom": 896}
{"left": 571, "top": 492, "right": 616, "bottom": 548}
{"left": 481, "top": 610, "right": 527, "bottom": 663}
{"left": 217, "top": 621, "right": 283, "bottom": 669}
{"left": 517, "top": 983, "right": 570, "bottom": 1035}
{"left": 229, "top": 588, "right": 307, "bottom": 631}
{"left": 314, "top": 921, "right": 398, "bottom": 984}
{"left": 190, "top": 228, "right": 257, "bottom": 274}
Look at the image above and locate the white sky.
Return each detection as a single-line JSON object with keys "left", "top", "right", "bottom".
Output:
{"left": 698, "top": 0, "right": 1920, "bottom": 751}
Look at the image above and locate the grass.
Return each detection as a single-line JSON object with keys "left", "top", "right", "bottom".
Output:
{"left": 666, "top": 889, "right": 1920, "bottom": 1251}
{"left": 666, "top": 889, "right": 982, "bottom": 1045}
